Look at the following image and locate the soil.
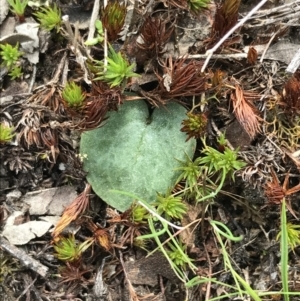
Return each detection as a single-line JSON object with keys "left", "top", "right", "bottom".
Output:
{"left": 1, "top": 0, "right": 300, "bottom": 301}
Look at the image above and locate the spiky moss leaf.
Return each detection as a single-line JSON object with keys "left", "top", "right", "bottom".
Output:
{"left": 80, "top": 100, "right": 196, "bottom": 212}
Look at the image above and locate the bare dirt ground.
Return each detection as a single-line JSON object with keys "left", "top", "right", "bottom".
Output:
{"left": 1, "top": 0, "right": 300, "bottom": 300}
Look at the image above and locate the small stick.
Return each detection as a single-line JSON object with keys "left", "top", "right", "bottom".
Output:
{"left": 62, "top": 15, "right": 91, "bottom": 84}
{"left": 0, "top": 236, "right": 48, "bottom": 277}
{"left": 28, "top": 64, "right": 37, "bottom": 93}
{"left": 103, "top": 0, "right": 108, "bottom": 70}
{"left": 201, "top": 0, "right": 269, "bottom": 72}
{"left": 286, "top": 48, "right": 300, "bottom": 74}
{"left": 87, "top": 0, "right": 100, "bottom": 44}
{"left": 16, "top": 275, "right": 38, "bottom": 301}
{"left": 260, "top": 26, "right": 287, "bottom": 63}
{"left": 93, "top": 256, "right": 110, "bottom": 298}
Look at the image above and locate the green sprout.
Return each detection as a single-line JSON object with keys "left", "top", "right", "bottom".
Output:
{"left": 197, "top": 135, "right": 246, "bottom": 178}
{"left": 8, "top": 66, "right": 23, "bottom": 79}
{"left": 85, "top": 20, "right": 104, "bottom": 46}
{"left": 167, "top": 240, "right": 191, "bottom": 268}
{"left": 0, "top": 43, "right": 22, "bottom": 69}
{"left": 130, "top": 203, "right": 150, "bottom": 223}
{"left": 111, "top": 190, "right": 197, "bottom": 282}
{"left": 53, "top": 234, "right": 93, "bottom": 262}
{"left": 188, "top": 0, "right": 210, "bottom": 13}
{"left": 34, "top": 4, "right": 61, "bottom": 32}
{"left": 154, "top": 190, "right": 187, "bottom": 220}
{"left": 0, "top": 123, "right": 15, "bottom": 144}
{"left": 176, "top": 136, "right": 246, "bottom": 202}
{"left": 192, "top": 136, "right": 246, "bottom": 202}
{"left": 277, "top": 222, "right": 300, "bottom": 251}
{"left": 0, "top": 252, "right": 20, "bottom": 283}
{"left": 176, "top": 154, "right": 202, "bottom": 196}
{"left": 94, "top": 44, "right": 140, "bottom": 88}
{"left": 181, "top": 111, "right": 208, "bottom": 140}
{"left": 62, "top": 82, "right": 85, "bottom": 108}
{"left": 101, "top": 2, "right": 126, "bottom": 41}
{"left": 6, "top": 0, "right": 29, "bottom": 21}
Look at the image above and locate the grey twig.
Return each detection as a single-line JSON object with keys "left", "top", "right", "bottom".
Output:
{"left": 201, "top": 0, "right": 269, "bottom": 72}
{"left": 286, "top": 48, "right": 300, "bottom": 74}
{"left": 0, "top": 236, "right": 48, "bottom": 277}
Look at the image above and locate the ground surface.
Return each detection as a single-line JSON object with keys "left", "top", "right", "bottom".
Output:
{"left": 1, "top": 0, "right": 300, "bottom": 300}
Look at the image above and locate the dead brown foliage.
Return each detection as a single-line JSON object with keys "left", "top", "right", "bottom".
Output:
{"left": 247, "top": 47, "right": 258, "bottom": 65}
{"left": 136, "top": 16, "right": 174, "bottom": 59}
{"left": 52, "top": 184, "right": 91, "bottom": 239}
{"left": 153, "top": 56, "right": 209, "bottom": 103}
{"left": 264, "top": 170, "right": 300, "bottom": 219}
{"left": 282, "top": 71, "right": 300, "bottom": 116}
{"left": 206, "top": 0, "right": 241, "bottom": 49}
{"left": 73, "top": 81, "right": 123, "bottom": 131}
{"left": 230, "top": 83, "right": 261, "bottom": 139}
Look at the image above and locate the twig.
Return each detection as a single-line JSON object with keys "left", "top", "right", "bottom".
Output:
{"left": 16, "top": 275, "right": 38, "bottom": 301}
{"left": 0, "top": 236, "right": 48, "bottom": 277}
{"left": 201, "top": 0, "right": 269, "bottom": 72}
{"left": 244, "top": 0, "right": 300, "bottom": 25}
{"left": 93, "top": 256, "right": 110, "bottom": 298}
{"left": 204, "top": 242, "right": 212, "bottom": 301}
{"left": 103, "top": 0, "right": 108, "bottom": 70}
{"left": 286, "top": 48, "right": 300, "bottom": 74}
{"left": 181, "top": 52, "right": 249, "bottom": 60}
{"left": 87, "top": 0, "right": 100, "bottom": 45}
{"left": 61, "top": 55, "right": 69, "bottom": 86}
{"left": 119, "top": 250, "right": 140, "bottom": 301}
{"left": 62, "top": 15, "right": 91, "bottom": 84}
{"left": 247, "top": 11, "right": 300, "bottom": 27}
{"left": 28, "top": 64, "right": 37, "bottom": 93}
{"left": 260, "top": 26, "right": 287, "bottom": 63}
{"left": 62, "top": 15, "right": 76, "bottom": 48}
{"left": 50, "top": 51, "right": 67, "bottom": 85}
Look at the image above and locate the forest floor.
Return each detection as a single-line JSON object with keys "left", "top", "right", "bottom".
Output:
{"left": 1, "top": 0, "right": 300, "bottom": 300}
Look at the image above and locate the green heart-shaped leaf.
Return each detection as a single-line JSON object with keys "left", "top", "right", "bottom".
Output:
{"left": 80, "top": 100, "right": 196, "bottom": 212}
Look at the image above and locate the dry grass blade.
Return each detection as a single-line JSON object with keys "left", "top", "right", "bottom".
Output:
{"left": 230, "top": 84, "right": 261, "bottom": 139}
{"left": 52, "top": 184, "right": 91, "bottom": 239}
{"left": 4, "top": 147, "right": 35, "bottom": 174}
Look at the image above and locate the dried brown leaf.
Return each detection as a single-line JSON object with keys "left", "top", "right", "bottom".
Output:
{"left": 230, "top": 84, "right": 261, "bottom": 139}
{"left": 136, "top": 16, "right": 174, "bottom": 59}
{"left": 155, "top": 56, "right": 210, "bottom": 99}
{"left": 264, "top": 170, "right": 300, "bottom": 219}
{"left": 206, "top": 0, "right": 241, "bottom": 49}
{"left": 52, "top": 185, "right": 91, "bottom": 239}
{"left": 282, "top": 71, "right": 300, "bottom": 116}
{"left": 247, "top": 47, "right": 258, "bottom": 65}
